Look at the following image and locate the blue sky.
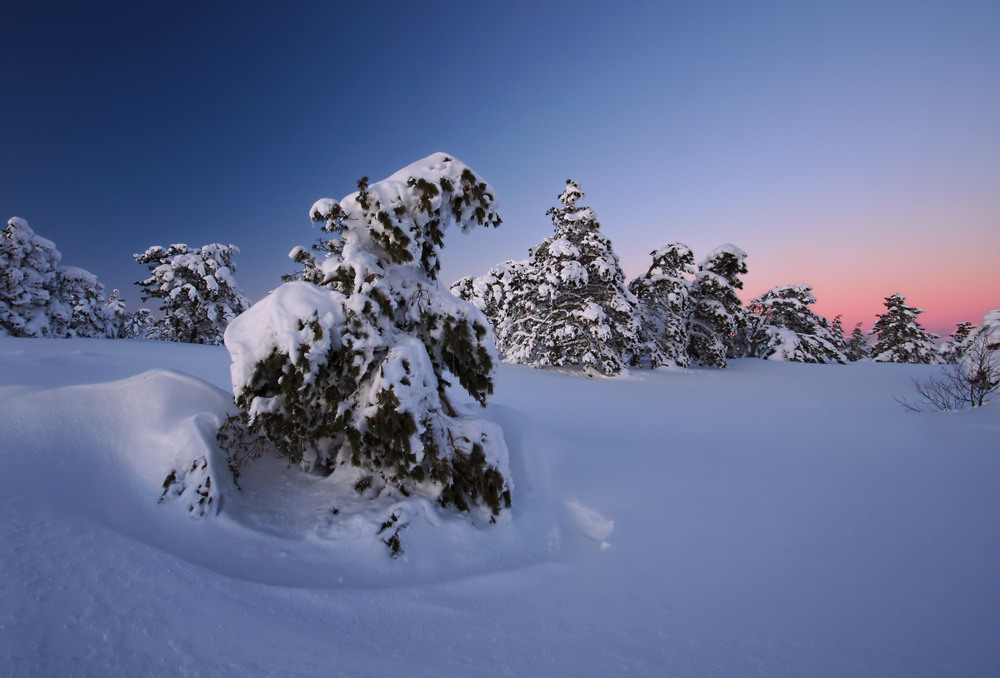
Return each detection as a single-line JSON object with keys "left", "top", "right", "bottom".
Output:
{"left": 3, "top": 0, "right": 998, "bottom": 335}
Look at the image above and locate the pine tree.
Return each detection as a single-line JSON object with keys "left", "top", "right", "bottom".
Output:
{"left": 939, "top": 321, "right": 975, "bottom": 363}
{"left": 628, "top": 244, "right": 694, "bottom": 368}
{"left": 870, "top": 293, "right": 941, "bottom": 364}
{"left": 1, "top": 217, "right": 115, "bottom": 338}
{"left": 743, "top": 284, "right": 845, "bottom": 363}
{"left": 134, "top": 243, "right": 250, "bottom": 345}
{"left": 493, "top": 180, "right": 640, "bottom": 375}
{"left": 845, "top": 322, "right": 871, "bottom": 361}
{"left": 225, "top": 153, "right": 511, "bottom": 519}
{"left": 829, "top": 314, "right": 847, "bottom": 355}
{"left": 56, "top": 266, "right": 116, "bottom": 338}
{"left": 686, "top": 244, "right": 748, "bottom": 368}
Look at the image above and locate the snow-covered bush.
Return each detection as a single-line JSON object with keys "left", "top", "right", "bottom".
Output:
{"left": 1, "top": 217, "right": 116, "bottom": 338}
{"left": 686, "top": 244, "right": 747, "bottom": 368}
{"left": 628, "top": 244, "right": 694, "bottom": 368}
{"left": 224, "top": 153, "right": 511, "bottom": 520}
{"left": 484, "top": 180, "right": 640, "bottom": 376}
{"left": 134, "top": 243, "right": 250, "bottom": 345}
{"left": 870, "top": 293, "right": 941, "bottom": 364}
{"left": 899, "top": 329, "right": 1000, "bottom": 411}
{"left": 743, "top": 284, "right": 845, "bottom": 363}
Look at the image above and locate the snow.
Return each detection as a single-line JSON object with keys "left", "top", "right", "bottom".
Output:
{"left": 2, "top": 336, "right": 999, "bottom": 676}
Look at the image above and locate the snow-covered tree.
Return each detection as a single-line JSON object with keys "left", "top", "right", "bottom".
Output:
{"left": 870, "top": 293, "right": 941, "bottom": 364}
{"left": 743, "top": 284, "right": 845, "bottom": 363}
{"left": 1, "top": 217, "right": 65, "bottom": 336}
{"left": 224, "top": 153, "right": 511, "bottom": 519}
{"left": 686, "top": 244, "right": 747, "bottom": 368}
{"left": 56, "top": 266, "right": 116, "bottom": 338}
{"left": 492, "top": 180, "right": 640, "bottom": 376}
{"left": 830, "top": 315, "right": 847, "bottom": 355}
{"left": 939, "top": 321, "right": 975, "bottom": 363}
{"left": 134, "top": 243, "right": 250, "bottom": 345}
{"left": 845, "top": 322, "right": 871, "bottom": 361}
{"left": 450, "top": 258, "right": 533, "bottom": 344}
{"left": 628, "top": 243, "right": 694, "bottom": 368}
{"left": 2, "top": 217, "right": 116, "bottom": 338}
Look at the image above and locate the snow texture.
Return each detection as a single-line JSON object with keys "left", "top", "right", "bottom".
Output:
{"left": 2, "top": 336, "right": 998, "bottom": 676}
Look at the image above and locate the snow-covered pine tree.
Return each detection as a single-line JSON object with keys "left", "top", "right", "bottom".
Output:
{"left": 1, "top": 217, "right": 65, "bottom": 336}
{"left": 845, "top": 322, "right": 871, "bottom": 361}
{"left": 830, "top": 314, "right": 847, "bottom": 355}
{"left": 743, "top": 284, "right": 845, "bottom": 363}
{"left": 686, "top": 244, "right": 748, "bottom": 368}
{"left": 496, "top": 180, "right": 640, "bottom": 375}
{"left": 56, "top": 266, "right": 116, "bottom": 338}
{"left": 1, "top": 217, "right": 117, "bottom": 338}
{"left": 450, "top": 258, "right": 533, "bottom": 348}
{"left": 134, "top": 243, "right": 250, "bottom": 345}
{"left": 939, "top": 321, "right": 975, "bottom": 363}
{"left": 628, "top": 243, "right": 694, "bottom": 368}
{"left": 870, "top": 293, "right": 941, "bottom": 364}
{"left": 224, "top": 153, "right": 511, "bottom": 519}
{"left": 954, "top": 310, "right": 1000, "bottom": 354}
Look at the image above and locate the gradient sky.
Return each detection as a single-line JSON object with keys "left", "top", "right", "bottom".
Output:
{"left": 3, "top": 0, "right": 998, "bottom": 337}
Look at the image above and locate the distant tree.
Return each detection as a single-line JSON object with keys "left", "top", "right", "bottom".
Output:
{"left": 628, "top": 243, "right": 694, "bottom": 368}
{"left": 134, "top": 243, "right": 250, "bottom": 345}
{"left": 899, "top": 332, "right": 1000, "bottom": 411}
{"left": 845, "top": 322, "right": 871, "bottom": 361}
{"left": 870, "top": 293, "right": 941, "bottom": 364}
{"left": 1, "top": 217, "right": 117, "bottom": 338}
{"left": 488, "top": 180, "right": 640, "bottom": 376}
{"left": 939, "top": 321, "right": 975, "bottom": 363}
{"left": 743, "top": 284, "right": 845, "bottom": 363}
{"left": 829, "top": 315, "right": 847, "bottom": 355}
{"left": 224, "top": 153, "right": 511, "bottom": 520}
{"left": 450, "top": 258, "right": 533, "bottom": 353}
{"left": 686, "top": 244, "right": 747, "bottom": 368}
{"left": 56, "top": 266, "right": 116, "bottom": 338}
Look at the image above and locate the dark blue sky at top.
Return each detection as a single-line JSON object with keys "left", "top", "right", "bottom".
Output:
{"left": 3, "top": 0, "right": 998, "bottom": 333}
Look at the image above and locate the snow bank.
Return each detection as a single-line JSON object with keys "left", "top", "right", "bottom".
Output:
{"left": 2, "top": 336, "right": 999, "bottom": 677}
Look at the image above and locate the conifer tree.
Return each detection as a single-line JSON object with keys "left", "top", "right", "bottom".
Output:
{"left": 939, "top": 321, "right": 975, "bottom": 363}
{"left": 743, "top": 284, "right": 845, "bottom": 363}
{"left": 830, "top": 315, "right": 847, "bottom": 355}
{"left": 870, "top": 293, "right": 941, "bottom": 364}
{"left": 686, "top": 244, "right": 747, "bottom": 368}
{"left": 134, "top": 243, "right": 250, "bottom": 345}
{"left": 56, "top": 267, "right": 116, "bottom": 338}
{"left": 495, "top": 180, "right": 640, "bottom": 375}
{"left": 225, "top": 153, "right": 511, "bottom": 519}
{"left": 845, "top": 322, "right": 871, "bottom": 361}
{"left": 1, "top": 217, "right": 115, "bottom": 338}
{"left": 628, "top": 244, "right": 694, "bottom": 367}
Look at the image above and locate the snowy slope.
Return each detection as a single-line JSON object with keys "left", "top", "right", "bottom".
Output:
{"left": 1, "top": 336, "right": 998, "bottom": 677}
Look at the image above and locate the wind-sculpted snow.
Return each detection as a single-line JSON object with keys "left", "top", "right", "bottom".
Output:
{"left": 2, "top": 336, "right": 999, "bottom": 676}
{"left": 0, "top": 337, "right": 610, "bottom": 595}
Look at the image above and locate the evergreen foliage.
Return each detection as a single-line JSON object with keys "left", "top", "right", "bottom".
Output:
{"left": 870, "top": 293, "right": 941, "bottom": 364}
{"left": 845, "top": 322, "right": 871, "bottom": 361}
{"left": 686, "top": 244, "right": 747, "bottom": 368}
{"left": 478, "top": 180, "right": 640, "bottom": 376}
{"left": 224, "top": 153, "right": 511, "bottom": 520}
{"left": 1, "top": 217, "right": 116, "bottom": 338}
{"left": 939, "top": 321, "right": 975, "bottom": 363}
{"left": 628, "top": 244, "right": 694, "bottom": 367}
{"left": 743, "top": 284, "right": 846, "bottom": 363}
{"left": 134, "top": 243, "right": 250, "bottom": 345}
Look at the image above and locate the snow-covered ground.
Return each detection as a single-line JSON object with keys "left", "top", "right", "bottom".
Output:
{"left": 1, "top": 336, "right": 997, "bottom": 677}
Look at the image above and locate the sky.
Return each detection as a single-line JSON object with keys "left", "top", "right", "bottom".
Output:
{"left": 2, "top": 0, "right": 998, "bottom": 337}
